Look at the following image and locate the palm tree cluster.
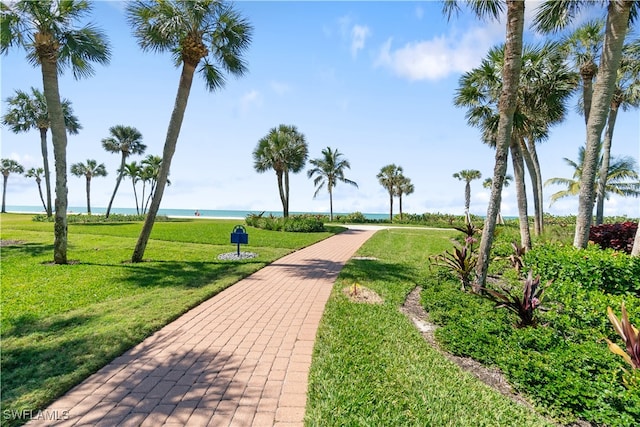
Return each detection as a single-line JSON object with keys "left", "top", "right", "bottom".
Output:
{"left": 377, "top": 164, "right": 414, "bottom": 221}
{"left": 307, "top": 147, "right": 358, "bottom": 221}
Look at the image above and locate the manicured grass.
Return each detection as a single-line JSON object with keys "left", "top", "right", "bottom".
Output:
{"left": 1, "top": 213, "right": 339, "bottom": 425}
{"left": 306, "top": 228, "right": 552, "bottom": 426}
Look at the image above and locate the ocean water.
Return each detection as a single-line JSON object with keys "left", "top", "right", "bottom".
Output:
{"left": 4, "top": 205, "right": 390, "bottom": 221}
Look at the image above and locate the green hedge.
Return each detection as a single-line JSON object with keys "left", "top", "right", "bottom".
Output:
{"left": 245, "top": 213, "right": 325, "bottom": 232}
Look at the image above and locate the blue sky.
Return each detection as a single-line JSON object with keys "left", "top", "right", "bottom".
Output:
{"left": 2, "top": 1, "right": 639, "bottom": 218}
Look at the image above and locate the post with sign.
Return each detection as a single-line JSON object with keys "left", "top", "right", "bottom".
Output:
{"left": 230, "top": 225, "right": 249, "bottom": 256}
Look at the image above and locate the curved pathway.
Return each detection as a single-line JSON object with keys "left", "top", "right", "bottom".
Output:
{"left": 32, "top": 228, "right": 377, "bottom": 427}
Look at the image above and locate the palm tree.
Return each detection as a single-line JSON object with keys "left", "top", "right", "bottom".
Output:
{"left": 254, "top": 125, "right": 309, "bottom": 217}
{"left": 122, "top": 161, "right": 142, "bottom": 215}
{"left": 1, "top": 0, "right": 111, "bottom": 264}
{"left": 444, "top": 0, "right": 525, "bottom": 289}
{"left": 139, "top": 155, "right": 168, "bottom": 214}
{"left": 70, "top": 159, "right": 107, "bottom": 215}
{"left": 25, "top": 167, "right": 47, "bottom": 212}
{"left": 1, "top": 159, "right": 24, "bottom": 213}
{"left": 596, "top": 39, "right": 640, "bottom": 224}
{"left": 377, "top": 164, "right": 403, "bottom": 221}
{"left": 483, "top": 174, "right": 512, "bottom": 225}
{"left": 545, "top": 146, "right": 639, "bottom": 209}
{"left": 396, "top": 175, "right": 414, "bottom": 221}
{"left": 127, "top": 0, "right": 252, "bottom": 263}
{"left": 453, "top": 169, "right": 482, "bottom": 223}
{"left": 535, "top": 0, "right": 638, "bottom": 248}
{"left": 1, "top": 87, "right": 81, "bottom": 217}
{"left": 101, "top": 125, "right": 146, "bottom": 218}
{"left": 307, "top": 146, "right": 358, "bottom": 221}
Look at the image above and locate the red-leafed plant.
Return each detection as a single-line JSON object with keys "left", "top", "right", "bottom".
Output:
{"left": 606, "top": 302, "right": 640, "bottom": 371}
{"left": 430, "top": 238, "right": 478, "bottom": 292}
{"left": 480, "top": 271, "right": 548, "bottom": 328}
{"left": 589, "top": 222, "right": 638, "bottom": 254}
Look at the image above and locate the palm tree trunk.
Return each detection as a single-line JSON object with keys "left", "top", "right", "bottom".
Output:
{"left": 132, "top": 179, "right": 140, "bottom": 215}
{"left": 105, "top": 155, "right": 126, "bottom": 218}
{"left": 41, "top": 57, "right": 69, "bottom": 264}
{"left": 399, "top": 194, "right": 404, "bottom": 220}
{"left": 39, "top": 128, "right": 53, "bottom": 217}
{"left": 329, "top": 187, "right": 334, "bottom": 221}
{"left": 632, "top": 222, "right": 640, "bottom": 256}
{"left": 2, "top": 175, "right": 7, "bottom": 213}
{"left": 595, "top": 101, "right": 619, "bottom": 225}
{"left": 284, "top": 170, "right": 290, "bottom": 217}
{"left": 133, "top": 62, "right": 196, "bottom": 262}
{"left": 86, "top": 175, "right": 91, "bottom": 215}
{"left": 140, "top": 181, "right": 147, "bottom": 214}
{"left": 521, "top": 137, "right": 542, "bottom": 236}
{"left": 527, "top": 137, "right": 545, "bottom": 235}
{"left": 476, "top": 0, "right": 525, "bottom": 291}
{"left": 574, "top": 1, "right": 631, "bottom": 248}
{"left": 389, "top": 192, "right": 394, "bottom": 221}
{"left": 511, "top": 139, "right": 531, "bottom": 249}
{"left": 36, "top": 178, "right": 47, "bottom": 212}
{"left": 581, "top": 73, "right": 594, "bottom": 125}
{"left": 276, "top": 171, "right": 287, "bottom": 217}
{"left": 464, "top": 182, "right": 471, "bottom": 216}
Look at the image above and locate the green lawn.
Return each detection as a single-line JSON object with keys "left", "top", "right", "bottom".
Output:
{"left": 306, "top": 228, "right": 552, "bottom": 426}
{"left": 0, "top": 214, "right": 338, "bottom": 425}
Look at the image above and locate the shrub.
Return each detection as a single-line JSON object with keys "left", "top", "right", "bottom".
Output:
{"left": 524, "top": 243, "right": 640, "bottom": 296}
{"left": 32, "top": 213, "right": 164, "bottom": 223}
{"left": 245, "top": 213, "right": 325, "bottom": 232}
{"left": 429, "top": 238, "right": 477, "bottom": 291}
{"left": 590, "top": 221, "right": 638, "bottom": 254}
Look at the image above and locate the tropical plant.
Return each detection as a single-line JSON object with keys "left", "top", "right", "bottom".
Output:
{"left": 606, "top": 302, "right": 640, "bottom": 370}
{"left": 253, "top": 124, "right": 309, "bottom": 217}
{"left": 70, "top": 159, "right": 107, "bottom": 215}
{"left": 1, "top": 158, "right": 24, "bottom": 213}
{"left": 535, "top": 0, "right": 638, "bottom": 249}
{"left": 127, "top": 0, "right": 253, "bottom": 262}
{"left": 453, "top": 169, "right": 482, "bottom": 222}
{"left": 545, "top": 145, "right": 639, "bottom": 208}
{"left": 25, "top": 167, "right": 47, "bottom": 212}
{"left": 483, "top": 174, "right": 512, "bottom": 225}
{"left": 139, "top": 155, "right": 168, "bottom": 214}
{"left": 430, "top": 237, "right": 478, "bottom": 292}
{"left": 1, "top": 0, "right": 111, "bottom": 263}
{"left": 101, "top": 125, "right": 146, "bottom": 218}
{"left": 396, "top": 174, "right": 414, "bottom": 220}
{"left": 377, "top": 164, "right": 403, "bottom": 221}
{"left": 1, "top": 87, "right": 81, "bottom": 217}
{"left": 122, "top": 161, "right": 142, "bottom": 215}
{"left": 444, "top": 0, "right": 526, "bottom": 288}
{"left": 596, "top": 38, "right": 640, "bottom": 225}
{"left": 480, "top": 270, "right": 547, "bottom": 328}
{"left": 307, "top": 146, "right": 358, "bottom": 221}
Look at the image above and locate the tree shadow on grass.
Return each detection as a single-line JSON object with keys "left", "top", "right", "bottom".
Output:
{"left": 2, "top": 313, "right": 95, "bottom": 339}
{"left": 1, "top": 242, "right": 54, "bottom": 257}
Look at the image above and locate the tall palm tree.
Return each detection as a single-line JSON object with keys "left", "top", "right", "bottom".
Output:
{"left": 1, "top": 0, "right": 111, "bottom": 264}
{"left": 561, "top": 20, "right": 604, "bottom": 124}
{"left": 545, "top": 146, "right": 639, "bottom": 208}
{"left": 1, "top": 159, "right": 24, "bottom": 213}
{"left": 101, "top": 125, "right": 146, "bottom": 218}
{"left": 444, "top": 0, "right": 525, "bottom": 289}
{"left": 70, "top": 159, "right": 107, "bottom": 215}
{"left": 596, "top": 39, "right": 640, "bottom": 224}
{"left": 535, "top": 0, "right": 637, "bottom": 249}
{"left": 1, "top": 87, "right": 81, "bottom": 217}
{"left": 396, "top": 175, "right": 414, "bottom": 221}
{"left": 254, "top": 125, "right": 309, "bottom": 217}
{"left": 307, "top": 146, "right": 358, "bottom": 221}
{"left": 139, "top": 155, "right": 168, "bottom": 214}
{"left": 127, "top": 0, "right": 252, "bottom": 263}
{"left": 483, "top": 174, "right": 512, "bottom": 225}
{"left": 122, "top": 161, "right": 142, "bottom": 215}
{"left": 453, "top": 169, "right": 482, "bottom": 223}
{"left": 377, "top": 164, "right": 403, "bottom": 221}
{"left": 25, "top": 167, "right": 47, "bottom": 212}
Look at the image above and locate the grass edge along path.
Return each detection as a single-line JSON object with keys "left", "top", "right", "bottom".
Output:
{"left": 306, "top": 228, "right": 552, "bottom": 426}
{"left": 0, "top": 214, "right": 338, "bottom": 427}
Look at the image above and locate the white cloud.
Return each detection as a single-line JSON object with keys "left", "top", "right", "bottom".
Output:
{"left": 350, "top": 25, "right": 371, "bottom": 58}
{"left": 270, "top": 81, "right": 291, "bottom": 96}
{"left": 239, "top": 90, "right": 262, "bottom": 113}
{"left": 375, "top": 25, "right": 499, "bottom": 81}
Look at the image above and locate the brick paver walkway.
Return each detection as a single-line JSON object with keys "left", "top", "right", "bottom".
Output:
{"left": 32, "top": 228, "right": 376, "bottom": 427}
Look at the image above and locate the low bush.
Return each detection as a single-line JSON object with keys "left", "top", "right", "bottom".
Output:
{"left": 589, "top": 221, "right": 638, "bottom": 254}
{"left": 32, "top": 213, "right": 168, "bottom": 223}
{"left": 524, "top": 243, "right": 640, "bottom": 296}
{"left": 245, "top": 213, "right": 325, "bottom": 232}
